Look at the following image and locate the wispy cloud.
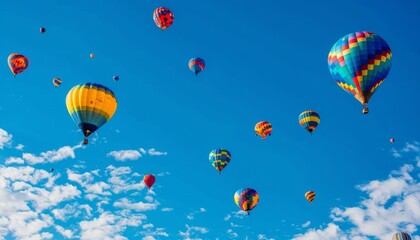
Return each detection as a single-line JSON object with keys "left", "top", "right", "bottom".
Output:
{"left": 161, "top": 208, "right": 174, "bottom": 212}
{"left": 179, "top": 224, "right": 209, "bottom": 239}
{"left": 391, "top": 141, "right": 420, "bottom": 159}
{"left": 15, "top": 144, "right": 24, "bottom": 151}
{"left": 0, "top": 128, "right": 12, "bottom": 149}
{"left": 187, "top": 208, "right": 206, "bottom": 220}
{"left": 113, "top": 198, "right": 159, "bottom": 212}
{"left": 148, "top": 148, "right": 167, "bottom": 156}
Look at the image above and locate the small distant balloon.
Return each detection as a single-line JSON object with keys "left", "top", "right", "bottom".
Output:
{"left": 390, "top": 138, "right": 395, "bottom": 143}
{"left": 90, "top": 53, "right": 95, "bottom": 58}
{"left": 50, "top": 168, "right": 54, "bottom": 172}
{"left": 305, "top": 191, "right": 316, "bottom": 204}
{"left": 113, "top": 76, "right": 119, "bottom": 81}
{"left": 188, "top": 57, "right": 205, "bottom": 76}
{"left": 8, "top": 53, "right": 29, "bottom": 77}
{"left": 298, "top": 110, "right": 320, "bottom": 135}
{"left": 255, "top": 121, "right": 272, "bottom": 140}
{"left": 144, "top": 174, "right": 156, "bottom": 190}
{"left": 40, "top": 27, "right": 46, "bottom": 33}
{"left": 53, "top": 77, "right": 62, "bottom": 87}
{"left": 153, "top": 7, "right": 174, "bottom": 30}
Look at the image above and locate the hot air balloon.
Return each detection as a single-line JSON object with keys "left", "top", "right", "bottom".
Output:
{"left": 50, "top": 168, "right": 54, "bottom": 173}
{"left": 234, "top": 188, "right": 259, "bottom": 215}
{"left": 209, "top": 149, "right": 231, "bottom": 174}
{"left": 53, "top": 78, "right": 62, "bottom": 87}
{"left": 66, "top": 83, "right": 117, "bottom": 145}
{"left": 255, "top": 121, "right": 272, "bottom": 140}
{"left": 188, "top": 57, "right": 205, "bottom": 76}
{"left": 328, "top": 32, "right": 392, "bottom": 114}
{"left": 90, "top": 53, "right": 95, "bottom": 58}
{"left": 143, "top": 174, "right": 155, "bottom": 190}
{"left": 153, "top": 7, "right": 174, "bottom": 30}
{"left": 8, "top": 53, "right": 29, "bottom": 77}
{"left": 305, "top": 191, "right": 316, "bottom": 204}
{"left": 40, "top": 27, "right": 46, "bottom": 33}
{"left": 390, "top": 138, "right": 395, "bottom": 143}
{"left": 113, "top": 76, "right": 119, "bottom": 81}
{"left": 298, "top": 110, "right": 320, "bottom": 135}
{"left": 392, "top": 232, "right": 411, "bottom": 240}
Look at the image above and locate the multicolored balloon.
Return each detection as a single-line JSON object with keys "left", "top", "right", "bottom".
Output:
{"left": 209, "top": 149, "right": 231, "bottom": 174}
{"left": 234, "top": 188, "right": 259, "bottom": 215}
{"left": 390, "top": 138, "right": 395, "bottom": 143}
{"left": 188, "top": 57, "right": 205, "bottom": 76}
{"left": 392, "top": 232, "right": 411, "bottom": 240}
{"left": 66, "top": 83, "right": 117, "bottom": 145}
{"left": 113, "top": 76, "right": 119, "bottom": 81}
{"left": 153, "top": 7, "right": 174, "bottom": 30}
{"left": 328, "top": 32, "right": 392, "bottom": 114}
{"left": 143, "top": 174, "right": 156, "bottom": 190}
{"left": 40, "top": 27, "right": 46, "bottom": 33}
{"left": 255, "top": 121, "right": 272, "bottom": 140}
{"left": 8, "top": 53, "right": 29, "bottom": 77}
{"left": 53, "top": 77, "right": 62, "bottom": 87}
{"left": 305, "top": 191, "right": 316, "bottom": 204}
{"left": 298, "top": 110, "right": 320, "bottom": 135}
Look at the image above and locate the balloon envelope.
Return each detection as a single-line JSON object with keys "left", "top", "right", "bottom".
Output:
{"left": 66, "top": 83, "right": 117, "bottom": 144}
{"left": 298, "top": 110, "right": 320, "bottom": 134}
{"left": 305, "top": 191, "right": 316, "bottom": 204}
{"left": 113, "top": 76, "right": 119, "bottom": 81}
{"left": 40, "top": 27, "right": 46, "bottom": 33}
{"left": 328, "top": 32, "right": 392, "bottom": 113}
{"left": 153, "top": 7, "right": 174, "bottom": 30}
{"left": 392, "top": 232, "right": 411, "bottom": 240}
{"left": 53, "top": 78, "right": 62, "bottom": 87}
{"left": 188, "top": 57, "right": 205, "bottom": 75}
{"left": 143, "top": 174, "right": 156, "bottom": 189}
{"left": 8, "top": 53, "right": 29, "bottom": 76}
{"left": 209, "top": 149, "right": 231, "bottom": 173}
{"left": 234, "top": 188, "right": 259, "bottom": 214}
{"left": 255, "top": 121, "right": 272, "bottom": 140}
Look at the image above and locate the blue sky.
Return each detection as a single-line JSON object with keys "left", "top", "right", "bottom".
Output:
{"left": 0, "top": 0, "right": 419, "bottom": 239}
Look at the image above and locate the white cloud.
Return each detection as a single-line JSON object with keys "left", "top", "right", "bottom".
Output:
{"left": 187, "top": 208, "right": 207, "bottom": 220}
{"left": 15, "top": 144, "right": 24, "bottom": 151}
{"left": 294, "top": 145, "right": 420, "bottom": 240}
{"left": 107, "top": 150, "right": 142, "bottom": 161}
{"left": 18, "top": 144, "right": 81, "bottom": 165}
{"left": 5, "top": 157, "right": 24, "bottom": 165}
{"left": 302, "top": 221, "right": 311, "bottom": 228}
{"left": 0, "top": 129, "right": 12, "bottom": 149}
{"left": 148, "top": 148, "right": 167, "bottom": 156}
{"left": 258, "top": 234, "right": 275, "bottom": 240}
{"left": 179, "top": 224, "right": 208, "bottom": 239}
{"left": 143, "top": 223, "right": 154, "bottom": 229}
{"left": 55, "top": 225, "right": 74, "bottom": 238}
{"left": 113, "top": 198, "right": 158, "bottom": 212}
{"left": 227, "top": 229, "right": 239, "bottom": 238}
{"left": 161, "top": 208, "right": 173, "bottom": 212}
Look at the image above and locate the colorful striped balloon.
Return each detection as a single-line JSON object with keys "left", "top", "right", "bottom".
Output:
{"left": 153, "top": 7, "right": 174, "bottom": 30}
{"left": 393, "top": 232, "right": 411, "bottom": 240}
{"left": 328, "top": 32, "right": 392, "bottom": 114}
{"left": 188, "top": 57, "right": 205, "bottom": 75}
{"left": 255, "top": 121, "right": 272, "bottom": 140}
{"left": 305, "top": 191, "right": 316, "bottom": 204}
{"left": 66, "top": 83, "right": 117, "bottom": 145}
{"left": 234, "top": 188, "right": 259, "bottom": 215}
{"left": 298, "top": 110, "right": 320, "bottom": 135}
{"left": 209, "top": 149, "right": 231, "bottom": 174}
{"left": 8, "top": 53, "right": 29, "bottom": 77}
{"left": 53, "top": 78, "right": 62, "bottom": 87}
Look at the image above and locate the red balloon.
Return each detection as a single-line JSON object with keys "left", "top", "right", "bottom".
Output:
{"left": 143, "top": 174, "right": 155, "bottom": 189}
{"left": 40, "top": 27, "right": 46, "bottom": 33}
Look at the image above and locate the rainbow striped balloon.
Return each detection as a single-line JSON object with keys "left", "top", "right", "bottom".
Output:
{"left": 234, "top": 188, "right": 259, "bottom": 215}
{"left": 328, "top": 32, "right": 392, "bottom": 114}
{"left": 298, "top": 110, "right": 320, "bottom": 135}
